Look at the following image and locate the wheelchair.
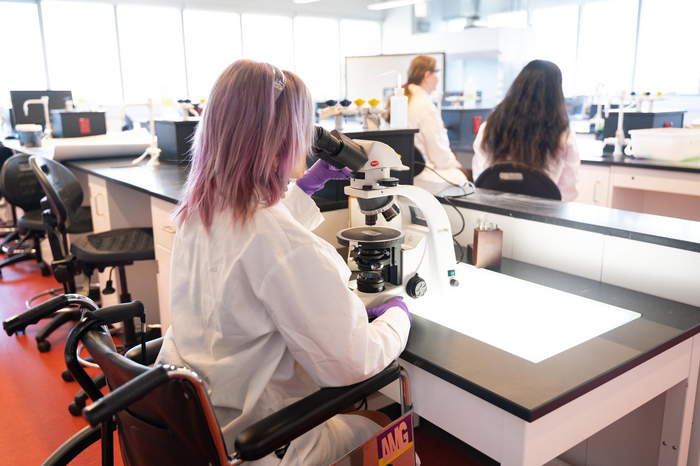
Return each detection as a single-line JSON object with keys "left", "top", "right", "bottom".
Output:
{"left": 9, "top": 297, "right": 416, "bottom": 466}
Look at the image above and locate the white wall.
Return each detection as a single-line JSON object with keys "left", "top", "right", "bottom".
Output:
{"left": 75, "top": 0, "right": 385, "bottom": 20}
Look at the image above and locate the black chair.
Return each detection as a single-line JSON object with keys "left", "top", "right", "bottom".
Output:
{"left": 30, "top": 155, "right": 155, "bottom": 353}
{"left": 475, "top": 162, "right": 562, "bottom": 200}
{"left": 0, "top": 154, "right": 52, "bottom": 277}
{"left": 0, "top": 142, "right": 17, "bottom": 239}
{"left": 29, "top": 299, "right": 413, "bottom": 466}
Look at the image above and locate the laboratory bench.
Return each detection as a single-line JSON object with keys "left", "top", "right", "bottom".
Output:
{"left": 64, "top": 157, "right": 347, "bottom": 213}
{"left": 442, "top": 188, "right": 700, "bottom": 253}
{"left": 574, "top": 135, "right": 700, "bottom": 222}
{"left": 44, "top": 156, "right": 700, "bottom": 465}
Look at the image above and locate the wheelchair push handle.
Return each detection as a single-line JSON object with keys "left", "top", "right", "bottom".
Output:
{"left": 91, "top": 300, "right": 145, "bottom": 326}
{"left": 83, "top": 365, "right": 170, "bottom": 427}
{"left": 3, "top": 295, "right": 69, "bottom": 336}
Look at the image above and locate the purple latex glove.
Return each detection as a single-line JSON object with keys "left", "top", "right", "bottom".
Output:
{"left": 296, "top": 160, "right": 352, "bottom": 197}
{"left": 366, "top": 296, "right": 411, "bottom": 324}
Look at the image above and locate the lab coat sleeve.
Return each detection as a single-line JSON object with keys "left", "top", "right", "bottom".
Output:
{"left": 419, "top": 104, "right": 463, "bottom": 170}
{"left": 556, "top": 130, "right": 581, "bottom": 202}
{"left": 471, "top": 122, "right": 488, "bottom": 183}
{"left": 283, "top": 183, "right": 325, "bottom": 231}
{"left": 257, "top": 243, "right": 411, "bottom": 388}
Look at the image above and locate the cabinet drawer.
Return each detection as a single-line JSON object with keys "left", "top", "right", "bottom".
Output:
{"left": 611, "top": 167, "right": 700, "bottom": 196}
{"left": 151, "top": 197, "right": 178, "bottom": 250}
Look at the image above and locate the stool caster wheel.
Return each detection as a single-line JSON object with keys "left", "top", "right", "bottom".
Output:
{"left": 37, "top": 340, "right": 51, "bottom": 352}
{"left": 68, "top": 402, "right": 83, "bottom": 417}
{"left": 39, "top": 261, "right": 51, "bottom": 277}
{"left": 61, "top": 369, "right": 74, "bottom": 382}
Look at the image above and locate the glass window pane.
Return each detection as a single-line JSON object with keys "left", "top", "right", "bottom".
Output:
{"left": 117, "top": 5, "right": 187, "bottom": 103}
{"left": 576, "top": 0, "right": 638, "bottom": 95}
{"left": 241, "top": 14, "right": 294, "bottom": 71}
{"left": 42, "top": 1, "right": 122, "bottom": 105}
{"left": 0, "top": 3, "right": 46, "bottom": 105}
{"left": 635, "top": 0, "right": 700, "bottom": 95}
{"left": 531, "top": 5, "right": 579, "bottom": 97}
{"left": 294, "top": 17, "right": 340, "bottom": 102}
{"left": 183, "top": 10, "right": 242, "bottom": 101}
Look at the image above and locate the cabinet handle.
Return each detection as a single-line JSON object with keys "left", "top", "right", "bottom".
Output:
{"left": 593, "top": 181, "right": 600, "bottom": 204}
{"left": 95, "top": 193, "right": 105, "bottom": 216}
{"left": 160, "top": 225, "right": 176, "bottom": 234}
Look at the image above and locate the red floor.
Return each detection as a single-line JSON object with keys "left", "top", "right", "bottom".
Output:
{"left": 0, "top": 260, "right": 482, "bottom": 466}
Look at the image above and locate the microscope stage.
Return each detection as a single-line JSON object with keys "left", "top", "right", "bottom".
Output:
{"left": 408, "top": 264, "right": 641, "bottom": 363}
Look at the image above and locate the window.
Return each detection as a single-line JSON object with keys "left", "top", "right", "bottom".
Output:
{"left": 241, "top": 14, "right": 294, "bottom": 71}
{"left": 635, "top": 0, "right": 700, "bottom": 94}
{"left": 0, "top": 2, "right": 46, "bottom": 105}
{"left": 531, "top": 5, "right": 580, "bottom": 97}
{"left": 42, "top": 1, "right": 122, "bottom": 104}
{"left": 576, "top": 0, "right": 638, "bottom": 95}
{"left": 294, "top": 17, "right": 340, "bottom": 101}
{"left": 117, "top": 5, "right": 187, "bottom": 103}
{"left": 183, "top": 10, "right": 242, "bottom": 101}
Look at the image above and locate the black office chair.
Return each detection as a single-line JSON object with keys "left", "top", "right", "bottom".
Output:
{"left": 0, "top": 154, "right": 52, "bottom": 277}
{"left": 30, "top": 155, "right": 155, "bottom": 353}
{"left": 475, "top": 162, "right": 562, "bottom": 200}
{"left": 17, "top": 298, "right": 413, "bottom": 466}
{"left": 0, "top": 143, "right": 17, "bottom": 239}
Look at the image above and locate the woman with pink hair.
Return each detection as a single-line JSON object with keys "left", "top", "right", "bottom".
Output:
{"left": 156, "top": 60, "right": 411, "bottom": 465}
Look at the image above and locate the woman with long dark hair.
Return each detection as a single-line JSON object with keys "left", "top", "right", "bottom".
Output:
{"left": 472, "top": 60, "right": 580, "bottom": 201}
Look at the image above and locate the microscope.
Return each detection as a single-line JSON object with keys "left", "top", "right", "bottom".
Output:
{"left": 312, "top": 127, "right": 459, "bottom": 307}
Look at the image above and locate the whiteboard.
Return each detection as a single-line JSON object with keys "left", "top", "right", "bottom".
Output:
{"left": 345, "top": 53, "right": 445, "bottom": 105}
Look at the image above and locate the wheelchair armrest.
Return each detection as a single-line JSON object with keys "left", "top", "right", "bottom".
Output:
{"left": 125, "top": 337, "right": 164, "bottom": 366}
{"left": 235, "top": 361, "right": 402, "bottom": 461}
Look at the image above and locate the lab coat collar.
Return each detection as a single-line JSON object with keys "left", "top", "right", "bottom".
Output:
{"left": 408, "top": 83, "right": 429, "bottom": 98}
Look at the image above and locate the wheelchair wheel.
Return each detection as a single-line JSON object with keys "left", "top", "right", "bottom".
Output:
{"left": 37, "top": 340, "right": 51, "bottom": 353}
{"left": 61, "top": 369, "right": 74, "bottom": 382}
{"left": 68, "top": 402, "right": 83, "bottom": 417}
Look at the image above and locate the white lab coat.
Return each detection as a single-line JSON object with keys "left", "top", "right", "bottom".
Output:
{"left": 156, "top": 183, "right": 411, "bottom": 466}
{"left": 472, "top": 122, "right": 581, "bottom": 201}
{"left": 407, "top": 83, "right": 468, "bottom": 196}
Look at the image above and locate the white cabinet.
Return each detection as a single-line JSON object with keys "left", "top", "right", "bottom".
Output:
{"left": 576, "top": 165, "right": 611, "bottom": 207}
{"left": 86, "top": 175, "right": 159, "bottom": 318}
{"left": 150, "top": 197, "right": 178, "bottom": 332}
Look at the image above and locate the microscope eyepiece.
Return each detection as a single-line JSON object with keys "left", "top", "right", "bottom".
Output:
{"left": 312, "top": 127, "right": 368, "bottom": 172}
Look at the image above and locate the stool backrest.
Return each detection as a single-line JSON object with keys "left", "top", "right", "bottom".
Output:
{"left": 0, "top": 143, "right": 14, "bottom": 200}
{"left": 0, "top": 154, "right": 45, "bottom": 212}
{"left": 475, "top": 162, "right": 562, "bottom": 200}
{"left": 82, "top": 328, "right": 228, "bottom": 466}
{"left": 29, "top": 156, "right": 83, "bottom": 230}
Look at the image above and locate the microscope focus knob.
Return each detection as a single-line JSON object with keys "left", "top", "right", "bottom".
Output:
{"left": 406, "top": 275, "right": 427, "bottom": 299}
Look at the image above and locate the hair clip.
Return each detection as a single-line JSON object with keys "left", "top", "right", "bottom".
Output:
{"left": 270, "top": 65, "right": 286, "bottom": 101}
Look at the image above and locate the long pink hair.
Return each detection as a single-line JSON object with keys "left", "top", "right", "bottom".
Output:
{"left": 175, "top": 60, "right": 314, "bottom": 231}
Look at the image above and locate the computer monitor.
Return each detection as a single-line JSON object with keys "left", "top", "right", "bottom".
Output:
{"left": 10, "top": 90, "right": 72, "bottom": 128}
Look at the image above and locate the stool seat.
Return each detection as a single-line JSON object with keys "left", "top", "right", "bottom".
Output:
{"left": 70, "top": 228, "right": 155, "bottom": 264}
{"left": 16, "top": 206, "right": 93, "bottom": 234}
{"left": 17, "top": 210, "right": 44, "bottom": 231}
